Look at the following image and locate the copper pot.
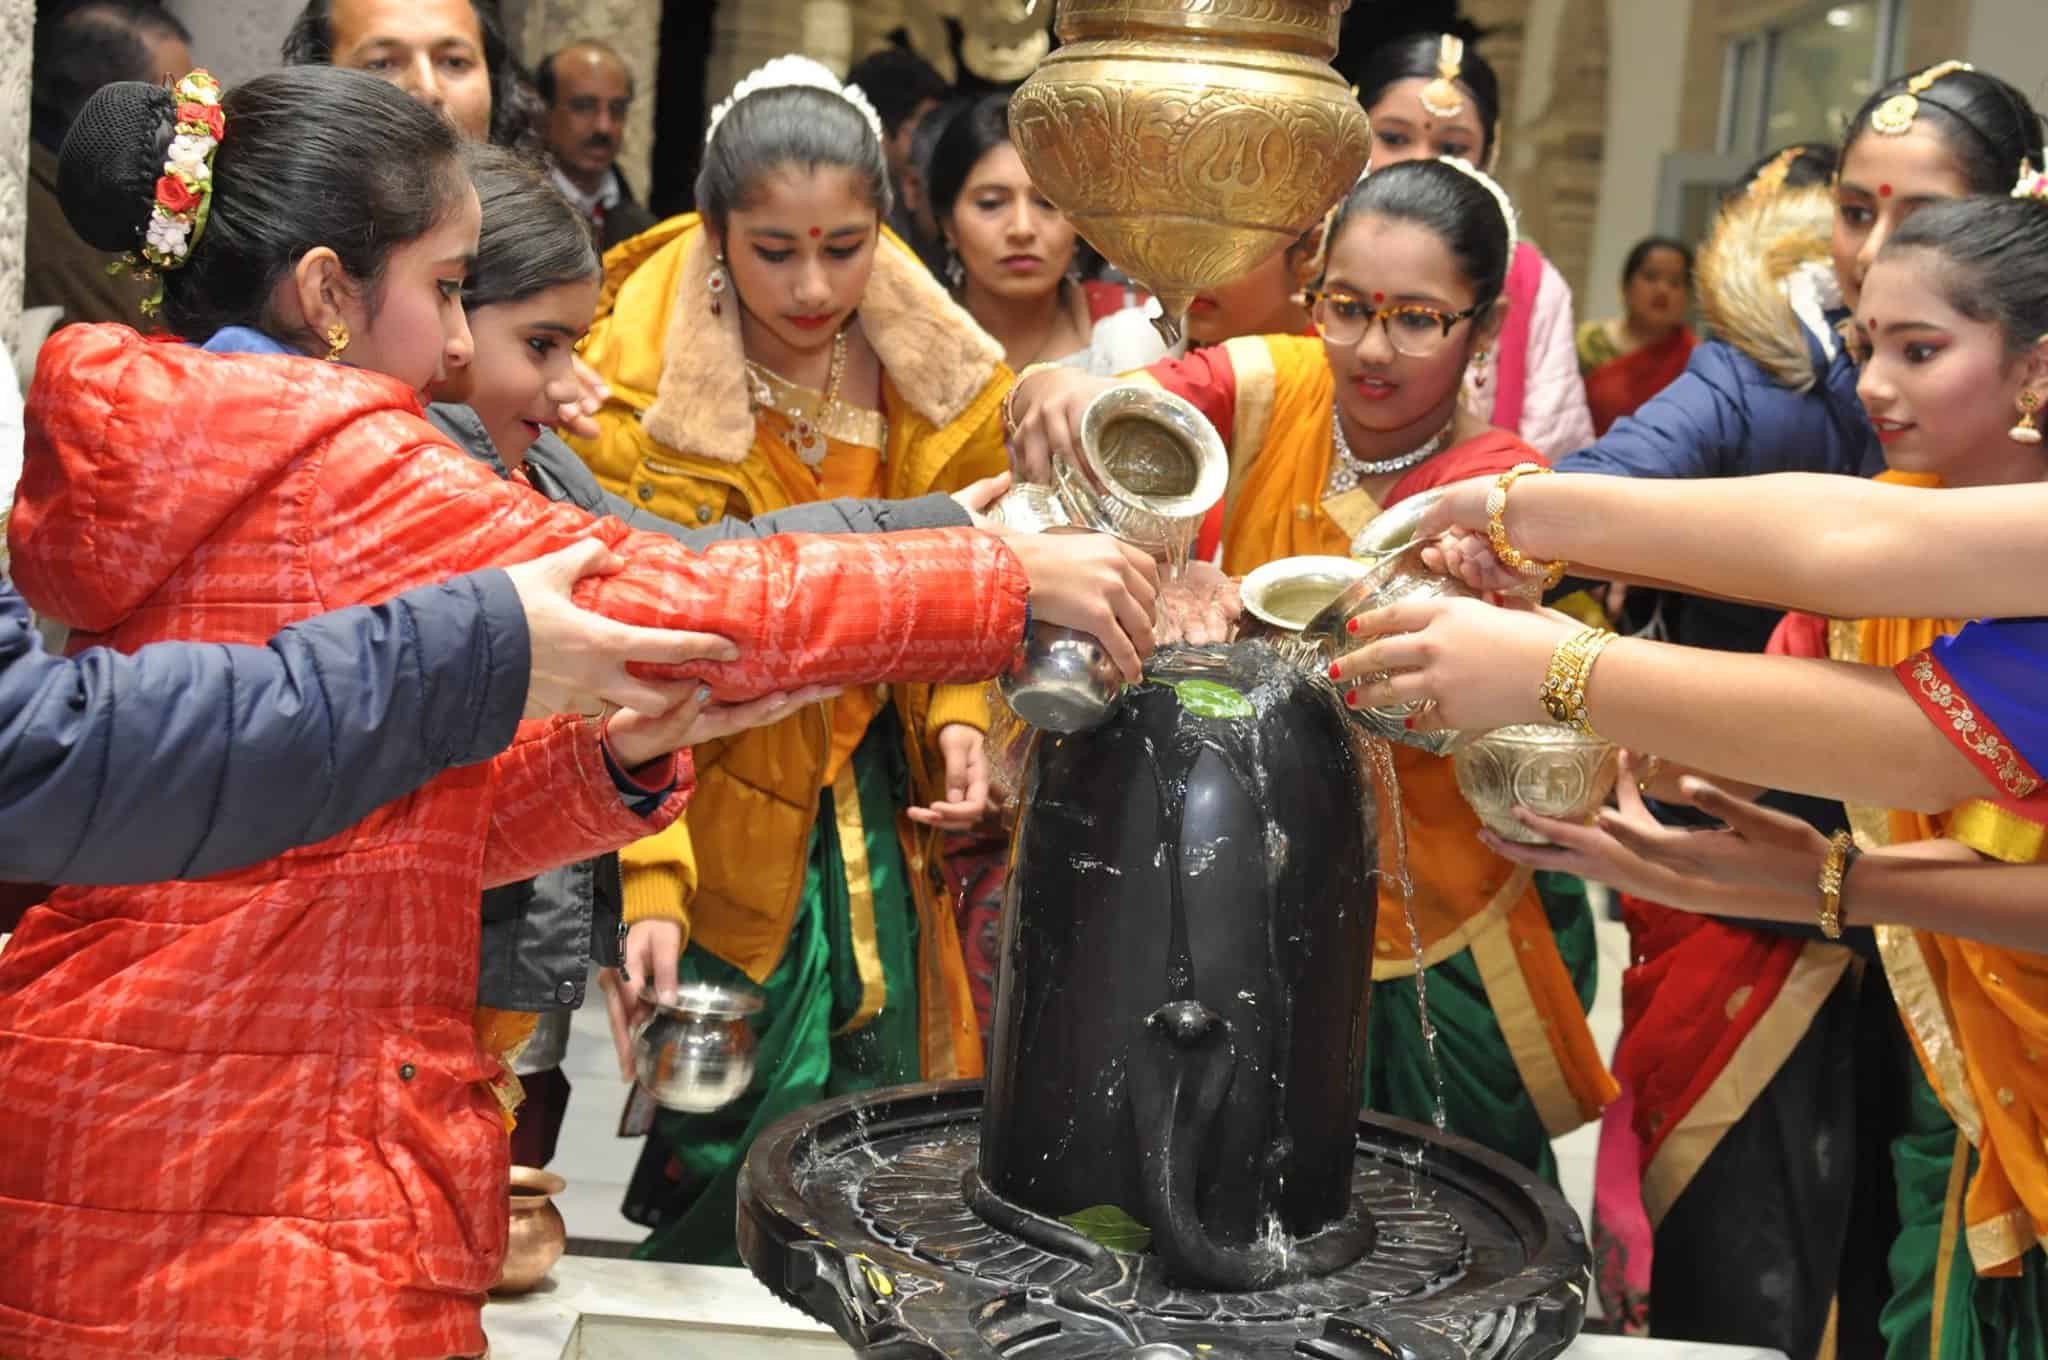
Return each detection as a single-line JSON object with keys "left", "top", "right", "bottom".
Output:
{"left": 492, "top": 1165, "right": 567, "bottom": 1295}
{"left": 1009, "top": 0, "right": 1370, "bottom": 344}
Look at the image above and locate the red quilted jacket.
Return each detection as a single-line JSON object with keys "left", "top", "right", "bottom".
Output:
{"left": 0, "top": 325, "right": 1029, "bottom": 1359}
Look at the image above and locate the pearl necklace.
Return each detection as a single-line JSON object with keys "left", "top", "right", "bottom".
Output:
{"left": 1324, "top": 408, "right": 1454, "bottom": 496}
{"left": 745, "top": 328, "right": 848, "bottom": 468}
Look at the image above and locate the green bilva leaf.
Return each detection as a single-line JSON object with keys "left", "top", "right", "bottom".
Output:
{"left": 1060, "top": 1203, "right": 1153, "bottom": 1253}
{"left": 1161, "top": 678, "right": 1255, "bottom": 720}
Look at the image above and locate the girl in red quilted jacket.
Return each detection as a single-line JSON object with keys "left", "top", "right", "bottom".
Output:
{"left": 0, "top": 67, "right": 1156, "bottom": 1360}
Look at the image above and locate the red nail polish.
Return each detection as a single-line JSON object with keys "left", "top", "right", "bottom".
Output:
{"left": 1346, "top": 618, "right": 1360, "bottom": 635}
{"left": 1345, "top": 690, "right": 1360, "bottom": 707}
{"left": 1402, "top": 715, "right": 1416, "bottom": 730}
{"left": 1328, "top": 663, "right": 1343, "bottom": 680}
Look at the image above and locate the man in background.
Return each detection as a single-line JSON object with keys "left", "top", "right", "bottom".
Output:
{"left": 283, "top": 0, "right": 536, "bottom": 149}
{"left": 846, "top": 44, "right": 952, "bottom": 275}
{"left": 536, "top": 40, "right": 656, "bottom": 251}
{"left": 26, "top": 1, "right": 193, "bottom": 327}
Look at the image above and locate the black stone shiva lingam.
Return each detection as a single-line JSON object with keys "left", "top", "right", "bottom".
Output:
{"left": 738, "top": 646, "right": 1589, "bottom": 1359}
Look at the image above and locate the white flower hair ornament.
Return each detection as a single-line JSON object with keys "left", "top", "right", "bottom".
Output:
{"left": 1438, "top": 155, "right": 1519, "bottom": 258}
{"left": 2013, "top": 159, "right": 2048, "bottom": 202}
{"left": 705, "top": 54, "right": 886, "bottom": 151}
{"left": 113, "top": 69, "right": 226, "bottom": 316}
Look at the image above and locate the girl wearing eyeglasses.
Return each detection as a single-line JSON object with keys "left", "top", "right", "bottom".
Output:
{"left": 1007, "top": 156, "right": 1616, "bottom": 1191}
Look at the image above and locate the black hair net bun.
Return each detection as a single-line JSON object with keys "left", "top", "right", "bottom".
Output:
{"left": 59, "top": 80, "right": 179, "bottom": 253}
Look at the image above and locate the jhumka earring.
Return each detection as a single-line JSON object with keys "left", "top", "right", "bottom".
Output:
{"left": 707, "top": 253, "right": 730, "bottom": 317}
{"left": 1421, "top": 35, "right": 1467, "bottom": 120}
{"left": 323, "top": 321, "right": 350, "bottom": 362}
{"left": 1870, "top": 60, "right": 1974, "bottom": 137}
{"left": 2013, "top": 390, "right": 2043, "bottom": 446}
{"left": 1470, "top": 346, "right": 1491, "bottom": 390}
{"left": 945, "top": 246, "right": 966, "bottom": 292}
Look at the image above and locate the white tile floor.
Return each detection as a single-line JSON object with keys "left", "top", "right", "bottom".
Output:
{"left": 546, "top": 891, "right": 1631, "bottom": 1255}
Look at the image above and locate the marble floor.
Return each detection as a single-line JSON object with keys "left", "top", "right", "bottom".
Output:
{"left": 545, "top": 890, "right": 1632, "bottom": 1264}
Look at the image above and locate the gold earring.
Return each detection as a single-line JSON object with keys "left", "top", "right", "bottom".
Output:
{"left": 2013, "top": 390, "right": 2043, "bottom": 446}
{"left": 324, "top": 321, "right": 350, "bottom": 363}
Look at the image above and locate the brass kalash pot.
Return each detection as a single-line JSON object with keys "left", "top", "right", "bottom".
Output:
{"left": 1010, "top": 0, "right": 1371, "bottom": 344}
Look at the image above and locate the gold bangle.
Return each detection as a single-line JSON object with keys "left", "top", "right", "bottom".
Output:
{"left": 1002, "top": 362, "right": 1062, "bottom": 442}
{"left": 1486, "top": 463, "right": 1568, "bottom": 590}
{"left": 1817, "top": 830, "right": 1853, "bottom": 940}
{"left": 1538, "top": 626, "right": 1618, "bottom": 737}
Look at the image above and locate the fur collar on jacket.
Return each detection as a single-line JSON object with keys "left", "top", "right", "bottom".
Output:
{"left": 642, "top": 225, "right": 1004, "bottom": 464}
{"left": 1696, "top": 183, "right": 1841, "bottom": 394}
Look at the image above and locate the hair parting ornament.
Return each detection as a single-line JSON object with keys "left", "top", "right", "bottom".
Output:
{"left": 116, "top": 69, "right": 225, "bottom": 315}
{"left": 1869, "top": 60, "right": 1975, "bottom": 137}
{"left": 705, "top": 54, "right": 885, "bottom": 151}
{"left": 1438, "top": 154, "right": 1518, "bottom": 258}
{"left": 1420, "top": 35, "right": 1467, "bottom": 119}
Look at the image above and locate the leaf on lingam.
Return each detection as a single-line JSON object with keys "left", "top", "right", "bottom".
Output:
{"left": 1060, "top": 1204, "right": 1153, "bottom": 1253}
{"left": 1152, "top": 677, "right": 1255, "bottom": 720}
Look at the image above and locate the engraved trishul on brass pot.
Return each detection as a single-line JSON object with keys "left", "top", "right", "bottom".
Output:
{"left": 1009, "top": 0, "right": 1371, "bottom": 345}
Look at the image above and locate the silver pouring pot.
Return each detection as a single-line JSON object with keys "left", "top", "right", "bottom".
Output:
{"left": 1295, "top": 489, "right": 1476, "bottom": 757}
{"left": 632, "top": 983, "right": 765, "bottom": 1113}
{"left": 991, "top": 383, "right": 1228, "bottom": 734}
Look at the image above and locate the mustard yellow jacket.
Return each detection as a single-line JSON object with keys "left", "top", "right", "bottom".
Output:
{"left": 567, "top": 216, "right": 1010, "bottom": 1065}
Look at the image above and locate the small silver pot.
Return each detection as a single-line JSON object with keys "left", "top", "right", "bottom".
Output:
{"left": 509, "top": 1007, "right": 571, "bottom": 1076}
{"left": 1452, "top": 723, "right": 1620, "bottom": 845}
{"left": 1296, "top": 490, "right": 1474, "bottom": 756}
{"left": 991, "top": 383, "right": 1228, "bottom": 733}
{"left": 632, "top": 983, "right": 764, "bottom": 1113}
{"left": 1001, "top": 623, "right": 1128, "bottom": 734}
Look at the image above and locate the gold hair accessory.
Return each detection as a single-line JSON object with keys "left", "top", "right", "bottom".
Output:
{"left": 1870, "top": 60, "right": 1974, "bottom": 137}
{"left": 1816, "top": 829, "right": 1854, "bottom": 940}
{"left": 1749, "top": 146, "right": 1803, "bottom": 200}
{"left": 323, "top": 321, "right": 350, "bottom": 363}
{"left": 1485, "top": 463, "right": 1566, "bottom": 589}
{"left": 1420, "top": 35, "right": 1467, "bottom": 120}
{"left": 1538, "top": 625, "right": 1617, "bottom": 738}
{"left": 2012, "top": 389, "right": 2043, "bottom": 446}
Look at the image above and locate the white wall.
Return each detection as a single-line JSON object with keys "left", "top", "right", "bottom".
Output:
{"left": 1585, "top": 0, "right": 1694, "bottom": 316}
{"left": 1963, "top": 0, "right": 2048, "bottom": 92}
{"left": 165, "top": 0, "right": 295, "bottom": 88}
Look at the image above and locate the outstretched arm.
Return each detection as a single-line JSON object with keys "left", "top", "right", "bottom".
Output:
{"left": 1333, "top": 597, "right": 1987, "bottom": 814}
{"left": 1491, "top": 764, "right": 2048, "bottom": 952}
{"left": 1418, "top": 471, "right": 2048, "bottom": 620}
{"left": 314, "top": 424, "right": 1158, "bottom": 698}
{"left": 0, "top": 571, "right": 526, "bottom": 885}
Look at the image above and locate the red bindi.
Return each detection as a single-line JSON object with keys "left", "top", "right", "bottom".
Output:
{"left": 1879, "top": 184, "right": 1893, "bottom": 198}
{"left": 809, "top": 226, "right": 822, "bottom": 238}
{"left": 1373, "top": 291, "right": 1385, "bottom": 303}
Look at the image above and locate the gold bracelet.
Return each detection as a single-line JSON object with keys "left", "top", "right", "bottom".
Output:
{"left": 1817, "top": 830, "right": 1853, "bottom": 940}
{"left": 1538, "top": 626, "right": 1618, "bottom": 736}
{"left": 1486, "top": 463, "right": 1567, "bottom": 590}
{"left": 1002, "top": 362, "right": 1062, "bottom": 442}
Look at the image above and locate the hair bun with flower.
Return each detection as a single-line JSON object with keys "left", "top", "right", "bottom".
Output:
{"left": 58, "top": 70, "right": 225, "bottom": 316}
{"left": 705, "top": 54, "right": 886, "bottom": 152}
{"left": 1438, "top": 154, "right": 1519, "bottom": 257}
{"left": 2014, "top": 158, "right": 2048, "bottom": 202}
